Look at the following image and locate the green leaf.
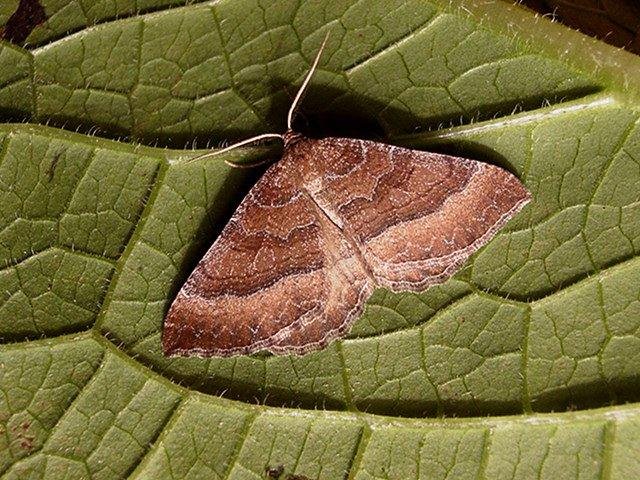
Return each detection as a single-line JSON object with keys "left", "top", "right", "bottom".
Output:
{"left": 1, "top": 0, "right": 640, "bottom": 478}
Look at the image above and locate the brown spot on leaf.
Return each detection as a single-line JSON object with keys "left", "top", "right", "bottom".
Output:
{"left": 46, "top": 151, "right": 63, "bottom": 181}
{"left": 1, "top": 0, "right": 46, "bottom": 45}
{"left": 265, "top": 465, "right": 284, "bottom": 478}
{"left": 19, "top": 436, "right": 34, "bottom": 451}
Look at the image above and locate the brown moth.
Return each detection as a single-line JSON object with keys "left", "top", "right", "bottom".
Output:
{"left": 162, "top": 38, "right": 530, "bottom": 357}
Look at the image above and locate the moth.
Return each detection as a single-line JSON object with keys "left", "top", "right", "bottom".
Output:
{"left": 162, "top": 37, "right": 530, "bottom": 357}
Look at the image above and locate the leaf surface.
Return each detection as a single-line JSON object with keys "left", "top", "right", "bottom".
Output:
{"left": 1, "top": 0, "right": 640, "bottom": 478}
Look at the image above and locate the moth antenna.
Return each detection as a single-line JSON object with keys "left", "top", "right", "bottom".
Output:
{"left": 185, "top": 33, "right": 328, "bottom": 167}
{"left": 185, "top": 133, "right": 284, "bottom": 163}
{"left": 287, "top": 32, "right": 330, "bottom": 131}
{"left": 223, "top": 156, "right": 275, "bottom": 169}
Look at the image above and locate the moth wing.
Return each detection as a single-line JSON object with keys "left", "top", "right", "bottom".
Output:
{"left": 162, "top": 161, "right": 373, "bottom": 357}
{"left": 305, "top": 138, "right": 530, "bottom": 291}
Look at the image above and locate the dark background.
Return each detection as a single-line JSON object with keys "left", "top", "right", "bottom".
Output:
{"left": 519, "top": 0, "right": 640, "bottom": 54}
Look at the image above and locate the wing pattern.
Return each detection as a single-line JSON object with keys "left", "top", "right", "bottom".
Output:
{"left": 302, "top": 138, "right": 531, "bottom": 291}
{"left": 163, "top": 137, "right": 530, "bottom": 356}
{"left": 163, "top": 159, "right": 373, "bottom": 356}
